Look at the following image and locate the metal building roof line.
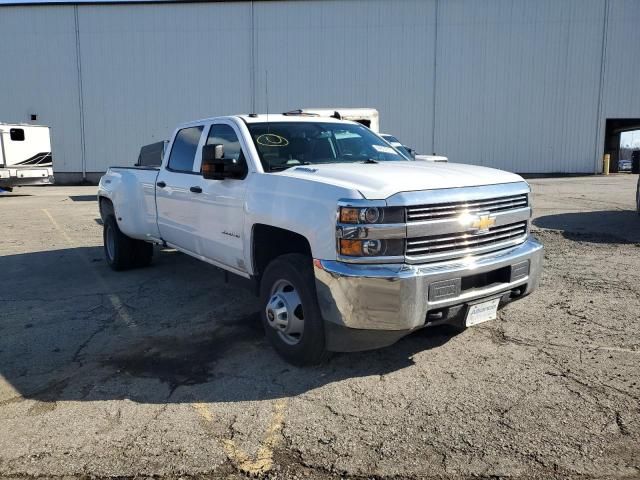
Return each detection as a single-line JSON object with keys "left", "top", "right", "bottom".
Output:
{"left": 0, "top": 0, "right": 275, "bottom": 5}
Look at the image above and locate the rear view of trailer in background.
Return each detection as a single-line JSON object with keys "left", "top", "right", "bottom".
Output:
{"left": 300, "top": 108, "right": 380, "bottom": 133}
{"left": 0, "top": 124, "right": 54, "bottom": 191}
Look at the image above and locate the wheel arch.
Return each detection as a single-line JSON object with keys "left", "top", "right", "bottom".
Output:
{"left": 98, "top": 195, "right": 114, "bottom": 221}
{"left": 251, "top": 224, "right": 312, "bottom": 279}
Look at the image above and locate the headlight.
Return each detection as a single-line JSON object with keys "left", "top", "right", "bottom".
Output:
{"left": 339, "top": 238, "right": 404, "bottom": 257}
{"left": 361, "top": 207, "right": 380, "bottom": 223}
{"left": 339, "top": 206, "right": 404, "bottom": 224}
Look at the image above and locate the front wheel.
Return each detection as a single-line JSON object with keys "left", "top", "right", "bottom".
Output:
{"left": 259, "top": 254, "right": 329, "bottom": 366}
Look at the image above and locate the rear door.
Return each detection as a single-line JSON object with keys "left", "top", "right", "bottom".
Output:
{"left": 155, "top": 125, "right": 204, "bottom": 253}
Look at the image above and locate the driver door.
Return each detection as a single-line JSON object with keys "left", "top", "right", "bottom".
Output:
{"left": 192, "top": 121, "right": 249, "bottom": 272}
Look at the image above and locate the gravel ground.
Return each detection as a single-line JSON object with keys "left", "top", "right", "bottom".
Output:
{"left": 0, "top": 175, "right": 638, "bottom": 480}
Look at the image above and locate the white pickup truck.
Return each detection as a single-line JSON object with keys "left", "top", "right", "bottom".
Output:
{"left": 98, "top": 113, "right": 543, "bottom": 365}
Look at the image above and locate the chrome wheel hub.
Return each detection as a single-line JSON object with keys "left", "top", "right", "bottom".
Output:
{"left": 266, "top": 279, "right": 304, "bottom": 345}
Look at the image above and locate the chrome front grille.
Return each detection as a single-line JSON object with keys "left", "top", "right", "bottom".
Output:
{"left": 406, "top": 194, "right": 528, "bottom": 222}
{"left": 406, "top": 221, "right": 528, "bottom": 261}
{"left": 337, "top": 183, "right": 532, "bottom": 265}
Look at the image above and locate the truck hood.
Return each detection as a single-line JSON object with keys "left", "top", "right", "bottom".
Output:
{"left": 277, "top": 161, "right": 525, "bottom": 199}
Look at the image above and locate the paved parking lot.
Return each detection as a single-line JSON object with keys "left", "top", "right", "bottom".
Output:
{"left": 1, "top": 175, "right": 639, "bottom": 479}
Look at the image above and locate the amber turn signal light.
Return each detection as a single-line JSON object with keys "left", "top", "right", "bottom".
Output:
{"left": 339, "top": 239, "right": 363, "bottom": 256}
{"left": 339, "top": 207, "right": 360, "bottom": 224}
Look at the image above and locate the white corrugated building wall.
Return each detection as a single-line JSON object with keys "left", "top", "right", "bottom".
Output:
{"left": 0, "top": 0, "right": 638, "bottom": 181}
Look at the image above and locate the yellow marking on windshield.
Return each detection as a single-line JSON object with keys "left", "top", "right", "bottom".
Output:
{"left": 256, "top": 133, "right": 289, "bottom": 147}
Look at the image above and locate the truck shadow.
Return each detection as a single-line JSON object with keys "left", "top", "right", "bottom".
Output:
{"left": 68, "top": 195, "right": 97, "bottom": 202}
{"left": 533, "top": 209, "right": 640, "bottom": 244}
{"left": 0, "top": 246, "right": 454, "bottom": 405}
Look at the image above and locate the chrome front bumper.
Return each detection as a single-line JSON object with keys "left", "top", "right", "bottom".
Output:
{"left": 314, "top": 236, "right": 543, "bottom": 332}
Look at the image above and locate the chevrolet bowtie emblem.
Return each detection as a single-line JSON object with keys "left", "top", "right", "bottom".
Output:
{"left": 471, "top": 214, "right": 496, "bottom": 233}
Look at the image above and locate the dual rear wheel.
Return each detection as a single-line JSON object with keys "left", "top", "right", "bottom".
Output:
{"left": 103, "top": 215, "right": 153, "bottom": 271}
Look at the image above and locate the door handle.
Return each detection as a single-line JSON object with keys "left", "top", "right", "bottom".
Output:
{"left": 157, "top": 181, "right": 166, "bottom": 188}
{"left": 190, "top": 186, "right": 203, "bottom": 194}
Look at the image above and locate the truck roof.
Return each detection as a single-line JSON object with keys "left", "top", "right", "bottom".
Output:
{"left": 238, "top": 113, "right": 357, "bottom": 124}
{"left": 178, "top": 113, "right": 363, "bottom": 130}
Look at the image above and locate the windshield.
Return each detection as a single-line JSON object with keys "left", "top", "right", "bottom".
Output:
{"left": 381, "top": 134, "right": 412, "bottom": 159}
{"left": 394, "top": 145, "right": 412, "bottom": 159}
{"left": 247, "top": 122, "right": 410, "bottom": 172}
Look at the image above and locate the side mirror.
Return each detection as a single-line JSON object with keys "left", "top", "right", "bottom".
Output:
{"left": 202, "top": 144, "right": 246, "bottom": 180}
{"left": 406, "top": 147, "right": 416, "bottom": 160}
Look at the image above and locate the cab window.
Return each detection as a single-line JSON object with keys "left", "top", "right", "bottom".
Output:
{"left": 167, "top": 126, "right": 203, "bottom": 172}
{"left": 206, "top": 124, "right": 244, "bottom": 160}
{"left": 205, "top": 123, "right": 248, "bottom": 178}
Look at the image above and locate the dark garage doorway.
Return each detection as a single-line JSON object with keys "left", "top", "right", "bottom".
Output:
{"left": 604, "top": 118, "right": 640, "bottom": 173}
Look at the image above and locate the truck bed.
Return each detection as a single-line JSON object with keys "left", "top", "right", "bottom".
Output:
{"left": 99, "top": 166, "right": 160, "bottom": 241}
{"left": 107, "top": 165, "right": 159, "bottom": 171}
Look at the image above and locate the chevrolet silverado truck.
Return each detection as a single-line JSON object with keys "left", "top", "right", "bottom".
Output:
{"left": 98, "top": 113, "right": 543, "bottom": 365}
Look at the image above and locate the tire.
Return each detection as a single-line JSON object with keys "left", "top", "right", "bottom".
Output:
{"left": 636, "top": 180, "right": 640, "bottom": 215}
{"left": 259, "top": 253, "right": 329, "bottom": 366}
{"left": 103, "top": 215, "right": 153, "bottom": 271}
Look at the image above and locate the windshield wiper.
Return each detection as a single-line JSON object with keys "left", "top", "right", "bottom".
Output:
{"left": 268, "top": 164, "right": 294, "bottom": 172}
{"left": 362, "top": 159, "right": 379, "bottom": 164}
{"left": 268, "top": 161, "right": 313, "bottom": 172}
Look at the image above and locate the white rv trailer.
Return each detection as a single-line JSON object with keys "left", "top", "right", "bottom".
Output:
{"left": 297, "top": 108, "right": 380, "bottom": 133}
{"left": 296, "top": 110, "right": 449, "bottom": 162}
{"left": 0, "top": 124, "right": 54, "bottom": 191}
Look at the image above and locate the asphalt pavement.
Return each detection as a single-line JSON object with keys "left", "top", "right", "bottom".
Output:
{"left": 0, "top": 174, "right": 638, "bottom": 479}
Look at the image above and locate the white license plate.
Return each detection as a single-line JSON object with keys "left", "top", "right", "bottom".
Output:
{"left": 465, "top": 298, "right": 500, "bottom": 327}
{"left": 18, "top": 169, "right": 48, "bottom": 179}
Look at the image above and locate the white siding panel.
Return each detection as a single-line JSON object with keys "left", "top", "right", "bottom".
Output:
{"left": 253, "top": 0, "right": 437, "bottom": 154}
{"left": 436, "top": 0, "right": 604, "bottom": 173}
{"left": 1, "top": 0, "right": 637, "bottom": 175}
{"left": 78, "top": 2, "right": 253, "bottom": 172}
{"left": 602, "top": 0, "right": 640, "bottom": 117}
{"left": 0, "top": 6, "right": 82, "bottom": 172}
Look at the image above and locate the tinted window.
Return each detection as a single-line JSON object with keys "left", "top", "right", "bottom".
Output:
{"left": 206, "top": 124, "right": 244, "bottom": 161}
{"left": 10, "top": 128, "right": 25, "bottom": 141}
{"left": 204, "top": 124, "right": 247, "bottom": 179}
{"left": 167, "top": 126, "right": 203, "bottom": 172}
